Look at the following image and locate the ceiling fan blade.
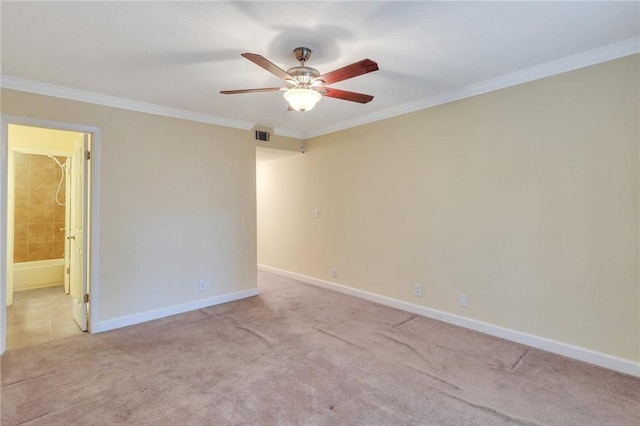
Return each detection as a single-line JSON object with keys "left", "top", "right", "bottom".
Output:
{"left": 220, "top": 87, "right": 283, "bottom": 95}
{"left": 323, "top": 87, "right": 374, "bottom": 104}
{"left": 318, "top": 59, "right": 379, "bottom": 85}
{"left": 241, "top": 53, "right": 293, "bottom": 81}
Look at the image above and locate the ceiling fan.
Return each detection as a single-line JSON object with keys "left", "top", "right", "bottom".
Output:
{"left": 221, "top": 47, "right": 379, "bottom": 112}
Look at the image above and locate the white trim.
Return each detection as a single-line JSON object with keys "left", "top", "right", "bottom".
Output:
{"left": 0, "top": 120, "right": 7, "bottom": 353}
{"left": 305, "top": 37, "right": 640, "bottom": 139}
{"left": 94, "top": 288, "right": 260, "bottom": 333}
{"left": 2, "top": 38, "right": 637, "bottom": 141}
{"left": 0, "top": 76, "right": 256, "bottom": 133}
{"left": 258, "top": 264, "right": 640, "bottom": 377}
{"left": 272, "top": 127, "right": 306, "bottom": 140}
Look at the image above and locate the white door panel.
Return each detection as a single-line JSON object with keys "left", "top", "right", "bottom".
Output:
{"left": 64, "top": 157, "right": 71, "bottom": 294}
{"left": 70, "top": 135, "right": 88, "bottom": 331}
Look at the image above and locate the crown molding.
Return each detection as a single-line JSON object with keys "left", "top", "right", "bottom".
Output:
{"left": 2, "top": 37, "right": 638, "bottom": 141}
{"left": 0, "top": 75, "right": 257, "bottom": 132}
{"left": 304, "top": 37, "right": 640, "bottom": 139}
{"left": 272, "top": 126, "right": 306, "bottom": 140}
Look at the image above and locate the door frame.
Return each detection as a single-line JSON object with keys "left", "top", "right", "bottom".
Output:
{"left": 0, "top": 115, "right": 101, "bottom": 353}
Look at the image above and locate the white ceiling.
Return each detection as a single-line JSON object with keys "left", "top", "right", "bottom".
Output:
{"left": 1, "top": 1, "right": 638, "bottom": 139}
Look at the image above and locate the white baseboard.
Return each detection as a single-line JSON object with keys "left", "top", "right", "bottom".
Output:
{"left": 258, "top": 264, "right": 639, "bottom": 377}
{"left": 95, "top": 288, "right": 260, "bottom": 333}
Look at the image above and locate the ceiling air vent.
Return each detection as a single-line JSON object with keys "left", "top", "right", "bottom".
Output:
{"left": 252, "top": 125, "right": 273, "bottom": 143}
{"left": 254, "top": 129, "right": 270, "bottom": 143}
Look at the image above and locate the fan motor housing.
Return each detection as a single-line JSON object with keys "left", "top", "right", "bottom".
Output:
{"left": 287, "top": 66, "right": 321, "bottom": 85}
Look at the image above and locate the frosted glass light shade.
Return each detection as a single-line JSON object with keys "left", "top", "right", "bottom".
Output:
{"left": 283, "top": 88, "right": 322, "bottom": 112}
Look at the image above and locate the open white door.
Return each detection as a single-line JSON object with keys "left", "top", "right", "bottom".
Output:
{"left": 70, "top": 135, "right": 88, "bottom": 331}
{"left": 63, "top": 157, "right": 71, "bottom": 294}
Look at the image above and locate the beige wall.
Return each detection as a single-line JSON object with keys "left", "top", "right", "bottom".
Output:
{"left": 257, "top": 55, "right": 640, "bottom": 362}
{"left": 1, "top": 88, "right": 259, "bottom": 321}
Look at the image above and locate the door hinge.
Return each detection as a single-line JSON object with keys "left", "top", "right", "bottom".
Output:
{"left": 85, "top": 151, "right": 91, "bottom": 160}
{"left": 83, "top": 294, "right": 89, "bottom": 304}
{"left": 66, "top": 267, "right": 70, "bottom": 275}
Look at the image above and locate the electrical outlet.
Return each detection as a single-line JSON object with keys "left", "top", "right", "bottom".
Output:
{"left": 413, "top": 283, "right": 422, "bottom": 297}
{"left": 331, "top": 268, "right": 337, "bottom": 278}
{"left": 460, "top": 294, "right": 468, "bottom": 307}
{"left": 199, "top": 280, "right": 206, "bottom": 292}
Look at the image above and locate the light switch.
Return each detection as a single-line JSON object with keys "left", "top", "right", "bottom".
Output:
{"left": 312, "top": 209, "right": 320, "bottom": 218}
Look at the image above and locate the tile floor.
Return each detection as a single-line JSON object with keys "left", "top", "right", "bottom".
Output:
{"left": 6, "top": 285, "right": 83, "bottom": 350}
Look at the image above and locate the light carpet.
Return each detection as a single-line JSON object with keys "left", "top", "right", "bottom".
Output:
{"left": 1, "top": 271, "right": 638, "bottom": 425}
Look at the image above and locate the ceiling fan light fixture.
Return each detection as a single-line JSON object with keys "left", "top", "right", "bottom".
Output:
{"left": 221, "top": 48, "right": 378, "bottom": 110}
{"left": 283, "top": 88, "right": 322, "bottom": 112}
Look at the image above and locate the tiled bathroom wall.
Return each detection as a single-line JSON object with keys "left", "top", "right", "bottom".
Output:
{"left": 13, "top": 153, "right": 67, "bottom": 262}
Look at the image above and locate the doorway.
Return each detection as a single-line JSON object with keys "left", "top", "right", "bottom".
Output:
{"left": 1, "top": 118, "right": 96, "bottom": 352}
